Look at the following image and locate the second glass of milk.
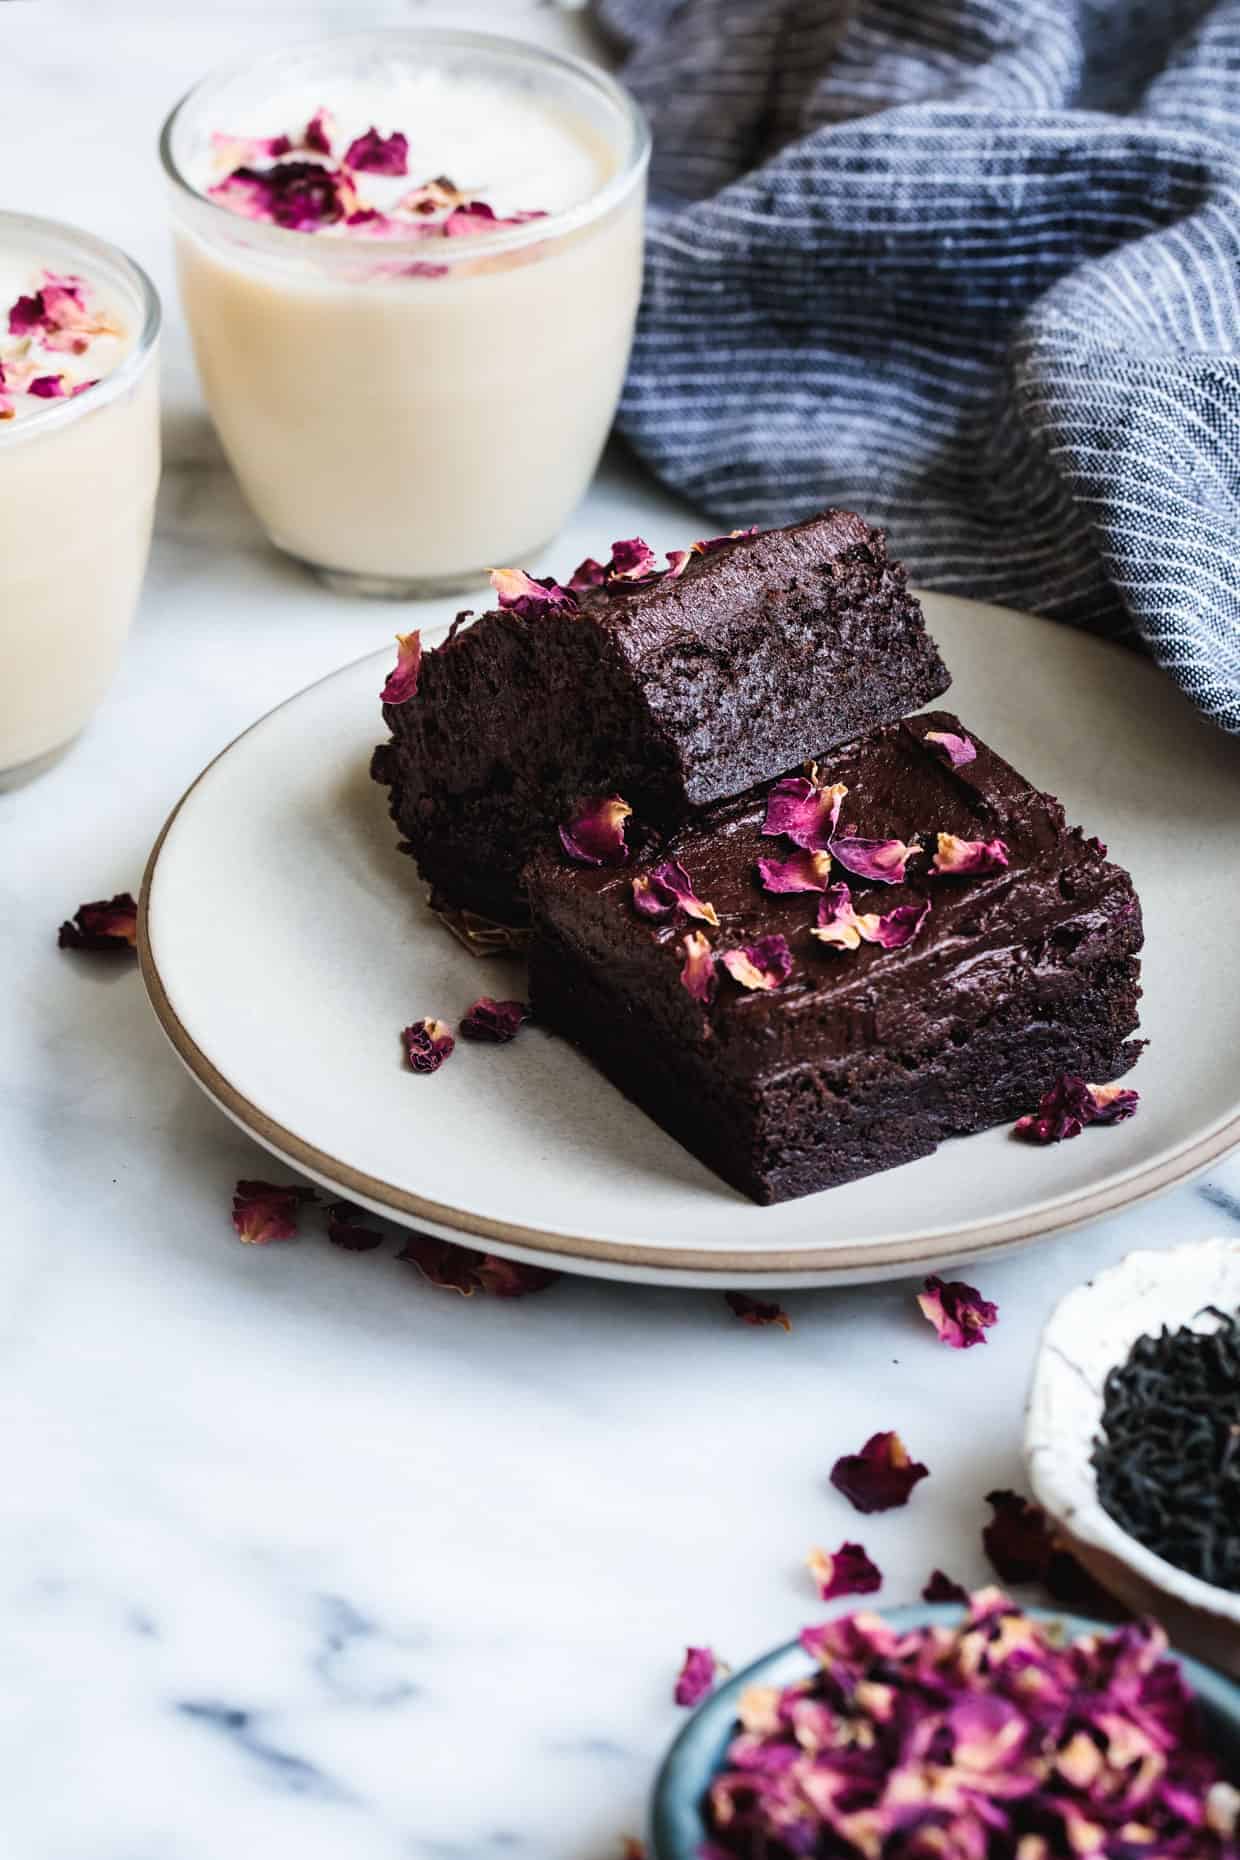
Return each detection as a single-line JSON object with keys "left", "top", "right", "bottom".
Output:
{"left": 160, "top": 30, "right": 649, "bottom": 597}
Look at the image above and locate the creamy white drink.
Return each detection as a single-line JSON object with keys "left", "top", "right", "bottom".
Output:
{"left": 162, "top": 32, "right": 649, "bottom": 595}
{"left": 0, "top": 218, "right": 160, "bottom": 780}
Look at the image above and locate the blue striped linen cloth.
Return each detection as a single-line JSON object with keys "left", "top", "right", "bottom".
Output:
{"left": 595, "top": 0, "right": 1240, "bottom": 732}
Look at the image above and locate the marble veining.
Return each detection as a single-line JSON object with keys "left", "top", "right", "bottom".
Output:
{"left": 5, "top": 3, "right": 1240, "bottom": 1856}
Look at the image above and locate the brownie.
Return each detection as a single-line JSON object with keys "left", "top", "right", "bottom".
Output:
{"left": 524, "top": 713, "right": 1144, "bottom": 1204}
{"left": 371, "top": 510, "right": 948, "bottom": 925}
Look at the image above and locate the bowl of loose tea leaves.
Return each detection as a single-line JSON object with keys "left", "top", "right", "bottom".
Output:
{"left": 1027, "top": 1236, "right": 1240, "bottom": 1676}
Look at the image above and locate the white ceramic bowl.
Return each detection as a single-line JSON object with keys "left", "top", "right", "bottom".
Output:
{"left": 1026, "top": 1237, "right": 1240, "bottom": 1675}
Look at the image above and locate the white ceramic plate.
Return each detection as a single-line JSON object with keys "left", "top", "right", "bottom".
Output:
{"left": 139, "top": 594, "right": 1240, "bottom": 1288}
{"left": 1027, "top": 1238, "right": 1240, "bottom": 1673}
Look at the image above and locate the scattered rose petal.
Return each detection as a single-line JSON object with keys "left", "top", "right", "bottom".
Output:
{"left": 208, "top": 160, "right": 349, "bottom": 231}
{"left": 762, "top": 775, "right": 847, "bottom": 852}
{"left": 400, "top": 175, "right": 465, "bottom": 216}
{"left": 58, "top": 891, "right": 138, "bottom": 951}
{"left": 303, "top": 108, "right": 335, "bottom": 155}
{"left": 664, "top": 548, "right": 693, "bottom": 578}
{"left": 608, "top": 536, "right": 659, "bottom": 581}
{"left": 231, "top": 1178, "right": 314, "bottom": 1245}
{"left": 830, "top": 1430, "right": 929, "bottom": 1513}
{"left": 829, "top": 834, "right": 919, "bottom": 886}
{"left": 559, "top": 795, "right": 632, "bottom": 866}
{"left": 209, "top": 130, "right": 294, "bottom": 170}
{"left": 695, "top": 527, "right": 758, "bottom": 553}
{"left": 807, "top": 1541, "right": 882, "bottom": 1600}
{"left": 932, "top": 832, "right": 1010, "bottom": 876}
{"left": 396, "top": 1232, "right": 483, "bottom": 1294}
{"left": 870, "top": 896, "right": 931, "bottom": 950}
{"left": 380, "top": 629, "right": 422, "bottom": 704}
{"left": 679, "top": 930, "right": 717, "bottom": 1005}
{"left": 811, "top": 881, "right": 879, "bottom": 951}
{"left": 755, "top": 848, "right": 832, "bottom": 894}
{"left": 725, "top": 1292, "right": 791, "bottom": 1331}
{"left": 8, "top": 291, "right": 46, "bottom": 336}
{"left": 675, "top": 1645, "right": 726, "bottom": 1708}
{"left": 325, "top": 1200, "right": 384, "bottom": 1251}
{"left": 631, "top": 859, "right": 719, "bottom": 926}
{"left": 401, "top": 1017, "right": 455, "bottom": 1073}
{"left": 459, "top": 997, "right": 528, "bottom": 1043}
{"left": 1013, "top": 1071, "right": 1094, "bottom": 1143}
{"left": 917, "top": 1274, "right": 999, "bottom": 1349}
{"left": 489, "top": 566, "right": 578, "bottom": 618}
{"left": 925, "top": 729, "right": 977, "bottom": 768}
{"left": 343, "top": 127, "right": 409, "bottom": 175}
{"left": 719, "top": 934, "right": 793, "bottom": 992}
{"left": 981, "top": 1490, "right": 1058, "bottom": 1585}
{"left": 923, "top": 1569, "right": 970, "bottom": 1604}
{"left": 473, "top": 1255, "right": 560, "bottom": 1298}
{"left": 28, "top": 373, "right": 69, "bottom": 399}
{"left": 1086, "top": 1081, "right": 1140, "bottom": 1124}
{"left": 567, "top": 555, "right": 608, "bottom": 592}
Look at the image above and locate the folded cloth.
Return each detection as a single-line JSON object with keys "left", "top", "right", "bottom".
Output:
{"left": 597, "top": 0, "right": 1240, "bottom": 731}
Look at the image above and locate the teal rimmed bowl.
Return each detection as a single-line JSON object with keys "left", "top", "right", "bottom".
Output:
{"left": 650, "top": 1603, "right": 1240, "bottom": 1860}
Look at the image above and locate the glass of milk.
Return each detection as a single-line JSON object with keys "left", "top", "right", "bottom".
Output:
{"left": 160, "top": 29, "right": 650, "bottom": 598}
{"left": 0, "top": 213, "right": 161, "bottom": 784}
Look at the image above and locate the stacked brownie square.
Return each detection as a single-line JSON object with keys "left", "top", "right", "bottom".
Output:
{"left": 372, "top": 512, "right": 1143, "bottom": 1204}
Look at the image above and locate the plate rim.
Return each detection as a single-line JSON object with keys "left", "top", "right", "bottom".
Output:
{"left": 137, "top": 620, "right": 1240, "bottom": 1281}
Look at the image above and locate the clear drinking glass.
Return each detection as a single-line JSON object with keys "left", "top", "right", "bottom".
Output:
{"left": 0, "top": 212, "right": 160, "bottom": 784}
{"left": 160, "top": 29, "right": 650, "bottom": 598}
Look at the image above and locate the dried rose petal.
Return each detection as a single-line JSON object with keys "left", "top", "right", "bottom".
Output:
{"left": 720, "top": 934, "right": 793, "bottom": 992}
{"left": 1087, "top": 1081, "right": 1140, "bottom": 1124}
{"left": 923, "top": 1569, "right": 969, "bottom": 1604}
{"left": 725, "top": 1291, "right": 791, "bottom": 1331}
{"left": 932, "top": 833, "right": 1010, "bottom": 876}
{"left": 675, "top": 1645, "right": 725, "bottom": 1708}
{"left": 400, "top": 175, "right": 465, "bottom": 216}
{"left": 695, "top": 527, "right": 758, "bottom": 553}
{"left": 231, "top": 1178, "right": 314, "bottom": 1245}
{"left": 342, "top": 128, "right": 409, "bottom": 175}
{"left": 870, "top": 897, "right": 931, "bottom": 950}
{"left": 982, "top": 1489, "right": 1059, "bottom": 1585}
{"left": 829, "top": 833, "right": 920, "bottom": 887}
{"left": 8, "top": 291, "right": 46, "bottom": 336}
{"left": 401, "top": 1017, "right": 455, "bottom": 1074}
{"left": 755, "top": 848, "right": 832, "bottom": 895}
{"left": 209, "top": 129, "right": 294, "bottom": 169}
{"left": 631, "top": 859, "right": 719, "bottom": 926}
{"left": 397, "top": 1232, "right": 482, "bottom": 1294}
{"left": 58, "top": 892, "right": 138, "bottom": 951}
{"left": 380, "top": 629, "right": 421, "bottom": 704}
{"left": 664, "top": 548, "right": 693, "bottom": 579}
{"left": 208, "top": 160, "right": 348, "bottom": 231}
{"left": 917, "top": 1274, "right": 998, "bottom": 1349}
{"left": 1013, "top": 1072, "right": 1096, "bottom": 1144}
{"left": 810, "top": 882, "right": 881, "bottom": 952}
{"left": 489, "top": 566, "right": 578, "bottom": 618}
{"left": 559, "top": 795, "right": 632, "bottom": 866}
{"left": 925, "top": 729, "right": 977, "bottom": 768}
{"left": 830, "top": 1431, "right": 929, "bottom": 1513}
{"left": 679, "top": 930, "right": 717, "bottom": 1005}
{"left": 325, "top": 1199, "right": 384, "bottom": 1251}
{"left": 459, "top": 997, "right": 529, "bottom": 1043}
{"left": 473, "top": 1255, "right": 560, "bottom": 1298}
{"left": 808, "top": 1542, "right": 882, "bottom": 1601}
{"left": 567, "top": 556, "right": 608, "bottom": 592}
{"left": 303, "top": 108, "right": 335, "bottom": 155}
{"left": 27, "top": 373, "right": 69, "bottom": 399}
{"left": 762, "top": 775, "right": 847, "bottom": 852}
{"left": 608, "top": 536, "right": 659, "bottom": 581}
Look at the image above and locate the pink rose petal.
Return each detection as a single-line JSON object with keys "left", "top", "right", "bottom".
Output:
{"left": 917, "top": 1275, "right": 999, "bottom": 1349}
{"left": 807, "top": 1542, "right": 883, "bottom": 1601}
{"left": 829, "top": 834, "right": 919, "bottom": 886}
{"left": 401, "top": 1016, "right": 455, "bottom": 1074}
{"left": 675, "top": 1645, "right": 726, "bottom": 1708}
{"left": 755, "top": 848, "right": 833, "bottom": 894}
{"left": 870, "top": 897, "right": 931, "bottom": 950}
{"left": 830, "top": 1431, "right": 929, "bottom": 1513}
{"left": 810, "top": 882, "right": 880, "bottom": 952}
{"left": 762, "top": 775, "right": 848, "bottom": 852}
{"left": 1014, "top": 1072, "right": 1139, "bottom": 1142}
{"left": 380, "top": 629, "right": 422, "bottom": 704}
{"left": 567, "top": 556, "right": 608, "bottom": 592}
{"left": 1086, "top": 1081, "right": 1140, "bottom": 1124}
{"left": 607, "top": 536, "right": 659, "bottom": 581}
{"left": 559, "top": 795, "right": 632, "bottom": 866}
{"left": 679, "top": 930, "right": 717, "bottom": 1005}
{"left": 719, "top": 934, "right": 793, "bottom": 992}
{"left": 343, "top": 128, "right": 409, "bottom": 175}
{"left": 925, "top": 729, "right": 977, "bottom": 768}
{"left": 932, "top": 833, "right": 1010, "bottom": 876}
{"left": 631, "top": 859, "right": 719, "bottom": 926}
{"left": 489, "top": 566, "right": 578, "bottom": 618}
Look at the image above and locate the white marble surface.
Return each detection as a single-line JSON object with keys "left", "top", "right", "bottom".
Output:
{"left": 4, "top": 6, "right": 1240, "bottom": 1857}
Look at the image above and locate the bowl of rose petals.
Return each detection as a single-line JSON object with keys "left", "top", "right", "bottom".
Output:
{"left": 1027, "top": 1237, "right": 1240, "bottom": 1679}
{"left": 650, "top": 1594, "right": 1240, "bottom": 1859}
